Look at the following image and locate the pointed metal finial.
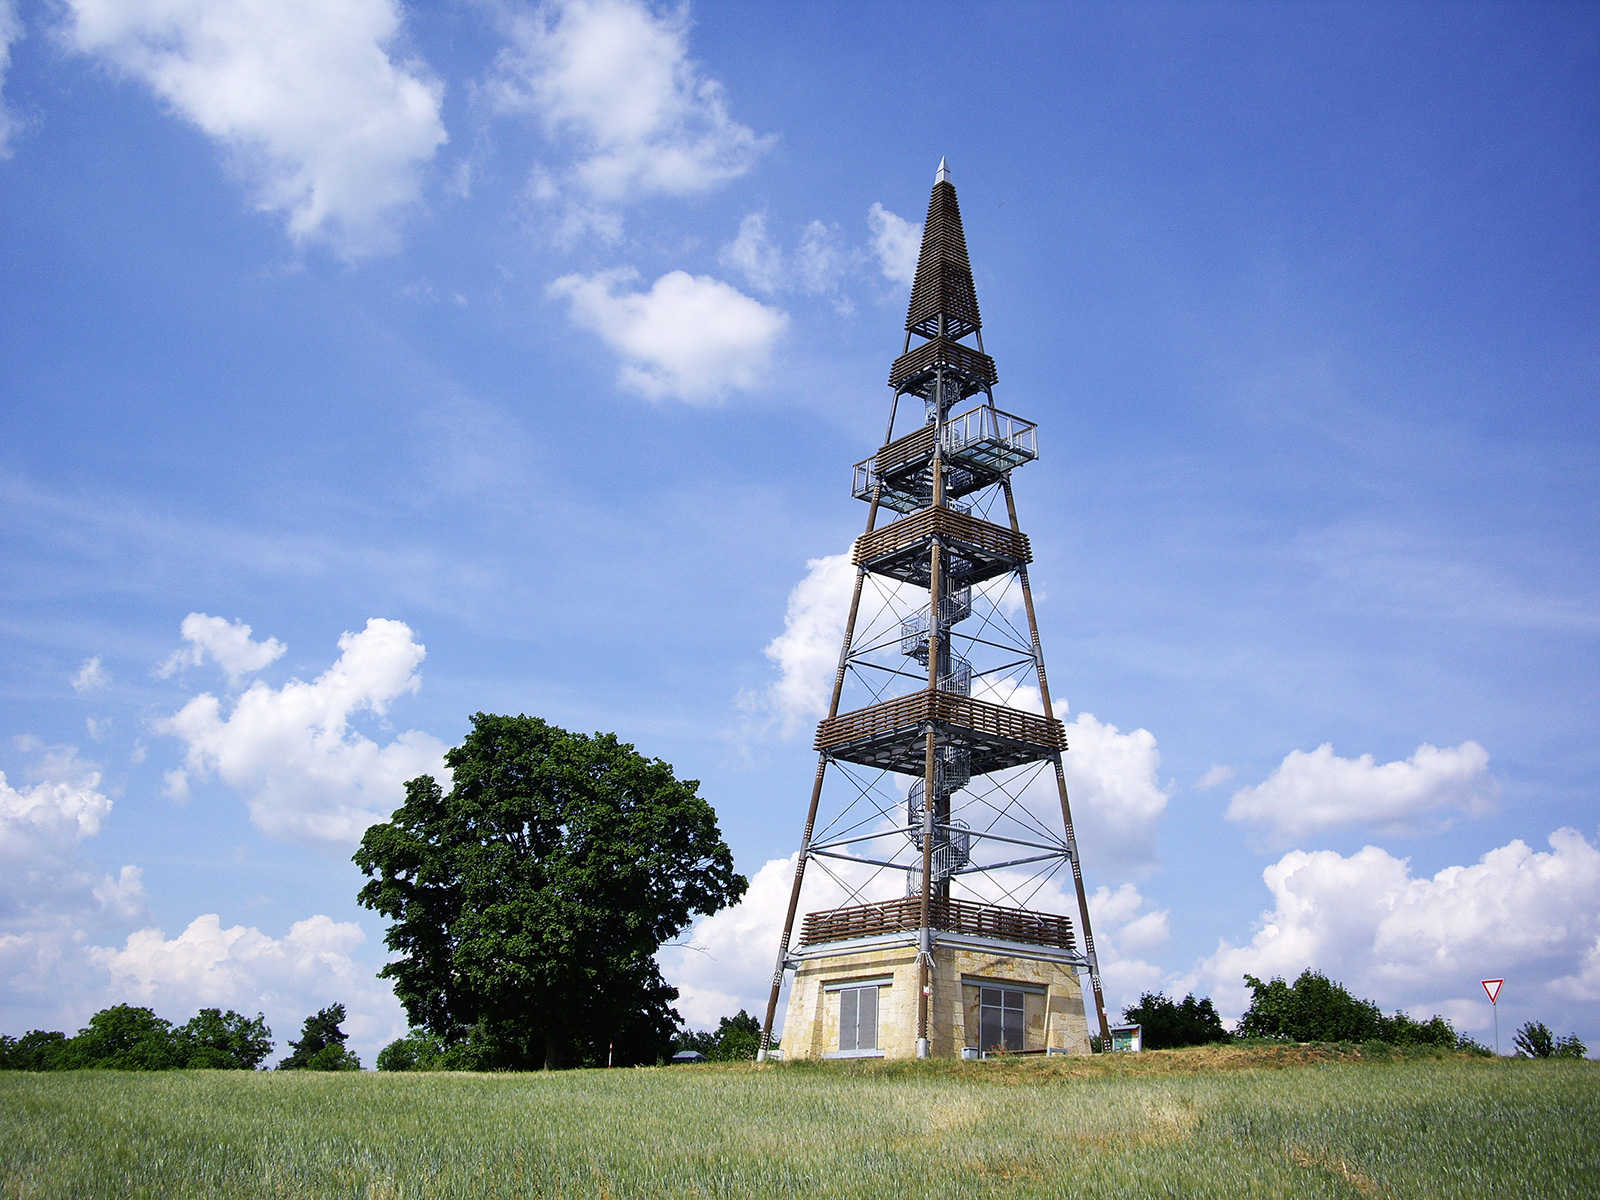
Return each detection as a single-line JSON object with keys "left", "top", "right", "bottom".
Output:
{"left": 934, "top": 157, "right": 952, "bottom": 185}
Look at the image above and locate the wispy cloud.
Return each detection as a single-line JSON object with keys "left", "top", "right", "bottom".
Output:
{"left": 0, "top": 0, "right": 24, "bottom": 158}
{"left": 490, "top": 0, "right": 772, "bottom": 240}
{"left": 71, "top": 656, "right": 109, "bottom": 693}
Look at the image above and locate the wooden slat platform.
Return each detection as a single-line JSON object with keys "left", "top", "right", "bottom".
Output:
{"left": 853, "top": 507, "right": 1029, "bottom": 588}
{"left": 801, "top": 896, "right": 1076, "bottom": 952}
{"left": 815, "top": 690, "right": 1065, "bottom": 775}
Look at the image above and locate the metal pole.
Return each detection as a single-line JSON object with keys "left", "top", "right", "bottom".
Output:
{"left": 914, "top": 368, "right": 950, "bottom": 1059}
{"left": 757, "top": 486, "right": 885, "bottom": 1062}
{"left": 1000, "top": 478, "right": 1112, "bottom": 1047}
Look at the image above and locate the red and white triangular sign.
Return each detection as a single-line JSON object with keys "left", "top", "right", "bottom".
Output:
{"left": 1482, "top": 978, "right": 1504, "bottom": 1004}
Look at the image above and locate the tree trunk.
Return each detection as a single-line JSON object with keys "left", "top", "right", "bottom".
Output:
{"left": 543, "top": 1030, "right": 565, "bottom": 1071}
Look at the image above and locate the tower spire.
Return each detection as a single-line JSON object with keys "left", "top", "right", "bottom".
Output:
{"left": 891, "top": 168, "right": 996, "bottom": 421}
{"left": 905, "top": 169, "right": 981, "bottom": 341}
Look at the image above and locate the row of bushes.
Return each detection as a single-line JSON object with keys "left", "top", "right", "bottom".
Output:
{"left": 1117, "top": 971, "right": 1586, "bottom": 1058}
{"left": 0, "top": 1003, "right": 361, "bottom": 1071}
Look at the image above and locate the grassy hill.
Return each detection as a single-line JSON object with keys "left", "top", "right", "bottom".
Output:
{"left": 2, "top": 1045, "right": 1595, "bottom": 1198}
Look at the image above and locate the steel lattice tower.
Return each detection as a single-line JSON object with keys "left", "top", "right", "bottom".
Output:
{"left": 758, "top": 161, "right": 1111, "bottom": 1062}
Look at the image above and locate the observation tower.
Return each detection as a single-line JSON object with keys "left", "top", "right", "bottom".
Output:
{"left": 758, "top": 160, "right": 1111, "bottom": 1061}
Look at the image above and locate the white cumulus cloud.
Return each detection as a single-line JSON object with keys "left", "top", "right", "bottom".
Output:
{"left": 0, "top": 744, "right": 149, "bottom": 1029}
{"left": 1058, "top": 713, "right": 1170, "bottom": 871}
{"left": 660, "top": 852, "right": 796, "bottom": 1030}
{"left": 868, "top": 202, "right": 920, "bottom": 288}
{"left": 64, "top": 0, "right": 447, "bottom": 257}
{"left": 491, "top": 0, "right": 770, "bottom": 237}
{"left": 759, "top": 552, "right": 856, "bottom": 733}
{"left": 1228, "top": 740, "right": 1498, "bottom": 839}
{"left": 1085, "top": 881, "right": 1171, "bottom": 1011}
{"left": 0, "top": 756, "right": 109, "bottom": 849}
{"left": 550, "top": 268, "right": 786, "bottom": 403}
{"left": 87, "top": 911, "right": 404, "bottom": 1060}
{"left": 1193, "top": 828, "right": 1600, "bottom": 1041}
{"left": 155, "top": 617, "right": 448, "bottom": 845}
{"left": 158, "top": 612, "right": 286, "bottom": 685}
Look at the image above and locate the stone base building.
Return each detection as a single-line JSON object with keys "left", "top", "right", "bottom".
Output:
{"left": 781, "top": 898, "right": 1091, "bottom": 1060}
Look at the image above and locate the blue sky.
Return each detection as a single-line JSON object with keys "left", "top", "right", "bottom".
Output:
{"left": 1, "top": 0, "right": 1596, "bottom": 1064}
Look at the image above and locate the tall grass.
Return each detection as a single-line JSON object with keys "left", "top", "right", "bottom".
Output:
{"left": 1, "top": 1047, "right": 1594, "bottom": 1198}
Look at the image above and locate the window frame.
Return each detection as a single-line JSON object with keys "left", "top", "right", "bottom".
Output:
{"left": 824, "top": 978, "right": 889, "bottom": 1059}
{"left": 964, "top": 977, "right": 1047, "bottom": 1055}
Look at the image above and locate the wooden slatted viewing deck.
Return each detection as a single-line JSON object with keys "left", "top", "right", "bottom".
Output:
{"left": 800, "top": 896, "right": 1076, "bottom": 952}
{"left": 853, "top": 507, "right": 1029, "bottom": 588}
{"left": 814, "top": 690, "right": 1065, "bottom": 775}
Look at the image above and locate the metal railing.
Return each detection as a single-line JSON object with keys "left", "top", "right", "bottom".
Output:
{"left": 942, "top": 405, "right": 1038, "bottom": 472}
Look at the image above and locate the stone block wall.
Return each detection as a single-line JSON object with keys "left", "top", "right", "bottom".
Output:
{"left": 782, "top": 939, "right": 1091, "bottom": 1060}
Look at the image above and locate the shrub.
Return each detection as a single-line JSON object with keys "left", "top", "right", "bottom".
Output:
{"left": 1122, "top": 992, "right": 1230, "bottom": 1050}
{"left": 1, "top": 1008, "right": 273, "bottom": 1072}
{"left": 1515, "top": 1021, "right": 1588, "bottom": 1059}
{"left": 1238, "top": 971, "right": 1462, "bottom": 1047}
{"left": 1375, "top": 1011, "right": 1458, "bottom": 1048}
{"left": 377, "top": 1032, "right": 446, "bottom": 1072}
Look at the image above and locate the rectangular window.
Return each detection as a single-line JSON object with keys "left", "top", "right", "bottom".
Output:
{"left": 979, "top": 987, "right": 1026, "bottom": 1053}
{"left": 838, "top": 985, "right": 879, "bottom": 1052}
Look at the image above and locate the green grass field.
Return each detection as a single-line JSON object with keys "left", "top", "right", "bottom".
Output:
{"left": 2, "top": 1046, "right": 1596, "bottom": 1199}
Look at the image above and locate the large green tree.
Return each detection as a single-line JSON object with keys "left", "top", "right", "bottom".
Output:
{"left": 177, "top": 1008, "right": 274, "bottom": 1069}
{"left": 354, "top": 713, "right": 747, "bottom": 1070}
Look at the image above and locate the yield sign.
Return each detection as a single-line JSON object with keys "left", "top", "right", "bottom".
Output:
{"left": 1482, "top": 978, "right": 1504, "bottom": 1004}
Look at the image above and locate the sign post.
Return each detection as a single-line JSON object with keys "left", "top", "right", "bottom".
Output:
{"left": 1481, "top": 978, "right": 1504, "bottom": 1055}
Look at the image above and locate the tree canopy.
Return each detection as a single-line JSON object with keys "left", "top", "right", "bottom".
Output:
{"left": 354, "top": 713, "right": 747, "bottom": 1070}
{"left": 672, "top": 1009, "right": 764, "bottom": 1062}
{"left": 0, "top": 1005, "right": 272, "bottom": 1071}
{"left": 278, "top": 1004, "right": 361, "bottom": 1071}
{"left": 1238, "top": 971, "right": 1460, "bottom": 1047}
{"left": 1122, "top": 992, "right": 1230, "bottom": 1050}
